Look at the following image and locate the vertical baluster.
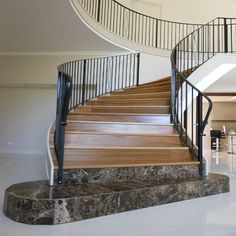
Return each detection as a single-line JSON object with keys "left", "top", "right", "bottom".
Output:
{"left": 155, "top": 19, "right": 158, "bottom": 48}
{"left": 180, "top": 80, "right": 183, "bottom": 136}
{"left": 81, "top": 60, "right": 86, "bottom": 105}
{"left": 136, "top": 54, "right": 140, "bottom": 86}
{"left": 73, "top": 62, "right": 76, "bottom": 108}
{"left": 197, "top": 94, "right": 203, "bottom": 175}
{"left": 129, "top": 54, "right": 132, "bottom": 87}
{"left": 75, "top": 61, "right": 78, "bottom": 106}
{"left": 224, "top": 18, "right": 228, "bottom": 53}
{"left": 160, "top": 20, "right": 162, "bottom": 48}
{"left": 185, "top": 83, "right": 188, "bottom": 144}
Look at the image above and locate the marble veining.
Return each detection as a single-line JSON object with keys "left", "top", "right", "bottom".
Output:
{"left": 4, "top": 173, "right": 229, "bottom": 225}
{"left": 59, "top": 165, "right": 200, "bottom": 184}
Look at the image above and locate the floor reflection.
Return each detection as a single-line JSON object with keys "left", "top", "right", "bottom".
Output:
{"left": 205, "top": 149, "right": 236, "bottom": 177}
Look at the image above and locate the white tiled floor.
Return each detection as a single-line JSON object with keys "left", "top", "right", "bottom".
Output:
{"left": 1, "top": 151, "right": 236, "bottom": 236}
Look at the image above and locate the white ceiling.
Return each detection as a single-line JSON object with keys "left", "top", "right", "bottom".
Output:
{"left": 0, "top": 0, "right": 122, "bottom": 52}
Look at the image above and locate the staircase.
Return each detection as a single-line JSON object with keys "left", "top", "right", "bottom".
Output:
{"left": 4, "top": 75, "right": 229, "bottom": 225}
{"left": 4, "top": 1, "right": 235, "bottom": 225}
{"left": 50, "top": 77, "right": 200, "bottom": 183}
{"left": 54, "top": 77, "right": 198, "bottom": 179}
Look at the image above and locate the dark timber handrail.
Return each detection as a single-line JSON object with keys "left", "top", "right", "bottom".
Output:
{"left": 78, "top": 0, "right": 202, "bottom": 50}
{"left": 171, "top": 17, "right": 236, "bottom": 175}
{"left": 54, "top": 53, "right": 140, "bottom": 184}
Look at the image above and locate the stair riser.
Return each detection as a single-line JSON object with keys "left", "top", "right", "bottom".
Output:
{"left": 65, "top": 123, "right": 176, "bottom": 135}
{"left": 67, "top": 114, "right": 170, "bottom": 124}
{"left": 75, "top": 106, "right": 170, "bottom": 114}
{"left": 57, "top": 165, "right": 200, "bottom": 184}
{"left": 51, "top": 148, "right": 196, "bottom": 169}
{"left": 50, "top": 133, "right": 183, "bottom": 147}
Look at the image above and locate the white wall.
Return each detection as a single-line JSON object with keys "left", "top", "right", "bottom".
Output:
{"left": 0, "top": 88, "right": 56, "bottom": 155}
{"left": 140, "top": 53, "right": 170, "bottom": 84}
{"left": 117, "top": 0, "right": 236, "bottom": 24}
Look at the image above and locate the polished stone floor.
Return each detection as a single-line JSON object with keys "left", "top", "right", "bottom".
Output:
{"left": 1, "top": 150, "right": 236, "bottom": 236}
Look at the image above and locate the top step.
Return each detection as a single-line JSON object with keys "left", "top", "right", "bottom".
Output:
{"left": 99, "top": 92, "right": 171, "bottom": 100}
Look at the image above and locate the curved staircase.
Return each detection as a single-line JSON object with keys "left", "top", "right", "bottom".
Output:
{"left": 50, "top": 78, "right": 199, "bottom": 173}
{"left": 4, "top": 1, "right": 235, "bottom": 225}
{"left": 50, "top": 77, "right": 199, "bottom": 183}
{"left": 4, "top": 73, "right": 229, "bottom": 225}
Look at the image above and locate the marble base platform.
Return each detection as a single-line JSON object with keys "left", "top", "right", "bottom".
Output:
{"left": 4, "top": 173, "right": 229, "bottom": 225}
{"left": 58, "top": 164, "right": 200, "bottom": 184}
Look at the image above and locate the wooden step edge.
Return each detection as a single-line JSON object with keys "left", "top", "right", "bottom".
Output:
{"left": 98, "top": 97, "right": 171, "bottom": 100}
{"left": 107, "top": 91, "right": 171, "bottom": 96}
{"left": 50, "top": 130, "right": 179, "bottom": 136}
{"left": 68, "top": 112, "right": 170, "bottom": 116}
{"left": 124, "top": 85, "right": 171, "bottom": 91}
{"left": 109, "top": 92, "right": 171, "bottom": 96}
{"left": 79, "top": 105, "right": 170, "bottom": 108}
{"left": 54, "top": 161, "right": 200, "bottom": 170}
{"left": 50, "top": 146, "right": 188, "bottom": 150}
{"left": 120, "top": 86, "right": 171, "bottom": 92}
{"left": 94, "top": 97, "right": 171, "bottom": 100}
{"left": 66, "top": 120, "right": 173, "bottom": 126}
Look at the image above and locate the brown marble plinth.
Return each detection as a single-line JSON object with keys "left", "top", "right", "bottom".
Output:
{"left": 3, "top": 173, "right": 229, "bottom": 225}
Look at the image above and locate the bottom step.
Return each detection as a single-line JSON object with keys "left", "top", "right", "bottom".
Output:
{"left": 4, "top": 173, "right": 229, "bottom": 225}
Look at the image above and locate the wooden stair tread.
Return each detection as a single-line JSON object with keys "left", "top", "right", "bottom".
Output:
{"left": 63, "top": 122, "right": 175, "bottom": 135}
{"left": 60, "top": 146, "right": 189, "bottom": 150}
{"left": 51, "top": 148, "right": 198, "bottom": 169}
{"left": 67, "top": 120, "right": 173, "bottom": 127}
{"left": 66, "top": 120, "right": 173, "bottom": 125}
{"left": 97, "top": 98, "right": 170, "bottom": 101}
{"left": 99, "top": 92, "right": 171, "bottom": 100}
{"left": 50, "top": 132, "right": 183, "bottom": 147}
{"left": 67, "top": 114, "right": 170, "bottom": 124}
{"left": 69, "top": 112, "right": 170, "bottom": 116}
{"left": 62, "top": 131, "right": 178, "bottom": 136}
{"left": 114, "top": 86, "right": 171, "bottom": 94}
{"left": 81, "top": 105, "right": 169, "bottom": 108}
{"left": 109, "top": 91, "right": 171, "bottom": 96}
{"left": 75, "top": 106, "right": 170, "bottom": 115}
{"left": 86, "top": 100, "right": 170, "bottom": 106}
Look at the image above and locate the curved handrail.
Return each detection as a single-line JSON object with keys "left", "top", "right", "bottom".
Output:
{"left": 171, "top": 17, "right": 236, "bottom": 174}
{"left": 54, "top": 53, "right": 140, "bottom": 183}
{"left": 77, "top": 0, "right": 202, "bottom": 50}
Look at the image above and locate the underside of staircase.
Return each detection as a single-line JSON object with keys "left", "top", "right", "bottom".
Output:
{"left": 4, "top": 77, "right": 229, "bottom": 225}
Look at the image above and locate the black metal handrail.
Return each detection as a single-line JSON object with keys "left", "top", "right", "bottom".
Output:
{"left": 54, "top": 53, "right": 140, "bottom": 183}
{"left": 78, "top": 0, "right": 202, "bottom": 50}
{"left": 54, "top": 73, "right": 72, "bottom": 184}
{"left": 171, "top": 17, "right": 236, "bottom": 174}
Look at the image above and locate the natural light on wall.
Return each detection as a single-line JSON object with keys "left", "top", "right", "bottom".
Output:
{"left": 196, "top": 63, "right": 236, "bottom": 92}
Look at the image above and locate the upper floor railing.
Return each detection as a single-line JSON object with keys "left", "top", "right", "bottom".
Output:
{"left": 171, "top": 17, "right": 236, "bottom": 174}
{"left": 78, "top": 0, "right": 202, "bottom": 50}
{"left": 54, "top": 53, "right": 140, "bottom": 183}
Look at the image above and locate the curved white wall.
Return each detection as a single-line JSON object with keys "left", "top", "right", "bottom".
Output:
{"left": 70, "top": 0, "right": 170, "bottom": 57}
